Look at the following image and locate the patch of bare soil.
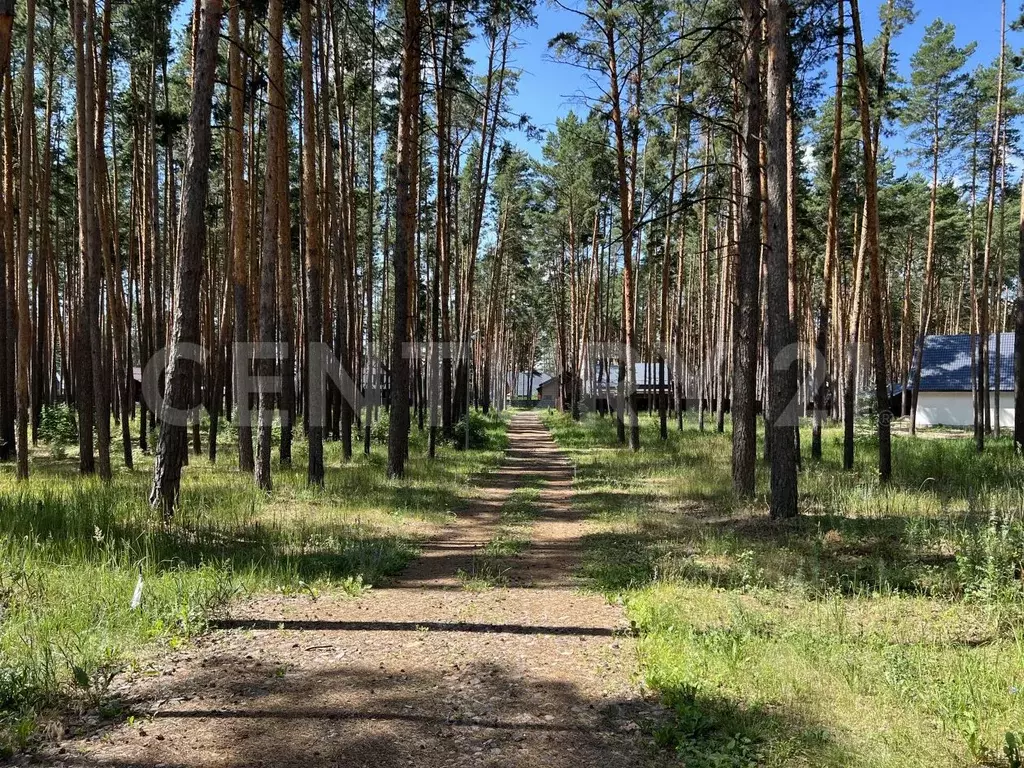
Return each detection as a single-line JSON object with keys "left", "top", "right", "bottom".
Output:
{"left": 889, "top": 418, "right": 973, "bottom": 441}
{"left": 30, "top": 413, "right": 670, "bottom": 768}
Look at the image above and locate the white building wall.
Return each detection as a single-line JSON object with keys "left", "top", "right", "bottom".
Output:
{"left": 916, "top": 391, "right": 1015, "bottom": 428}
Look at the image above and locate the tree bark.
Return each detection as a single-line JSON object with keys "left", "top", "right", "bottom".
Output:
{"left": 256, "top": 0, "right": 284, "bottom": 491}
{"left": 1016, "top": 155, "right": 1024, "bottom": 450}
{"left": 90, "top": 0, "right": 112, "bottom": 480}
{"left": 660, "top": 57, "right": 683, "bottom": 441}
{"left": 812, "top": 0, "right": 842, "bottom": 461}
{"left": 229, "top": 0, "right": 254, "bottom": 473}
{"left": 975, "top": 0, "right": 1005, "bottom": 452}
{"left": 765, "top": 0, "right": 798, "bottom": 517}
{"left": 71, "top": 0, "right": 97, "bottom": 475}
{"left": 149, "top": 0, "right": 224, "bottom": 516}
{"left": 0, "top": 0, "right": 10, "bottom": 464}
{"left": 16, "top": 0, "right": 33, "bottom": 479}
{"left": 302, "top": 0, "right": 324, "bottom": 486}
{"left": 277, "top": 89, "right": 294, "bottom": 468}
{"left": 850, "top": 0, "right": 891, "bottom": 483}
{"left": 605, "top": 7, "right": 640, "bottom": 451}
{"left": 364, "top": 0, "right": 378, "bottom": 456}
{"left": 732, "top": 0, "right": 762, "bottom": 497}
{"left": 908, "top": 115, "right": 941, "bottom": 434}
{"left": 387, "top": 0, "right": 421, "bottom": 478}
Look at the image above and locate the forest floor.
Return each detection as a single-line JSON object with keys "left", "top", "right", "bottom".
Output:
{"left": 541, "top": 412, "right": 1024, "bottom": 768}
{"left": 28, "top": 413, "right": 672, "bottom": 768}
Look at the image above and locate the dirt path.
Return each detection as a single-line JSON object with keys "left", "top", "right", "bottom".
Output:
{"left": 36, "top": 413, "right": 669, "bottom": 768}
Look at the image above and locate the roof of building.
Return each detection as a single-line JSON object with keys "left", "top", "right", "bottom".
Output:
{"left": 509, "top": 370, "right": 553, "bottom": 398}
{"left": 910, "top": 333, "right": 1015, "bottom": 393}
{"left": 593, "top": 362, "right": 674, "bottom": 389}
{"left": 527, "top": 363, "right": 672, "bottom": 390}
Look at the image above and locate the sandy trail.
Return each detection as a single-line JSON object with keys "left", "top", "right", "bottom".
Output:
{"left": 34, "top": 413, "right": 669, "bottom": 768}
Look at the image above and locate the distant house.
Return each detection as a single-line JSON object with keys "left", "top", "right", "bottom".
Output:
{"left": 508, "top": 369, "right": 554, "bottom": 407}
{"left": 529, "top": 362, "right": 676, "bottom": 412}
{"left": 537, "top": 375, "right": 560, "bottom": 407}
{"left": 594, "top": 362, "right": 675, "bottom": 412}
{"left": 907, "top": 333, "right": 1015, "bottom": 428}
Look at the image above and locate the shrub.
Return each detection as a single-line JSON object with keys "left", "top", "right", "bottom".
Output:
{"left": 38, "top": 405, "right": 78, "bottom": 457}
{"left": 955, "top": 507, "right": 1024, "bottom": 603}
{"left": 451, "top": 411, "right": 501, "bottom": 451}
{"left": 371, "top": 411, "right": 390, "bottom": 444}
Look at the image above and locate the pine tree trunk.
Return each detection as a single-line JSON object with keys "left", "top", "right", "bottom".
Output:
{"left": 715, "top": 204, "right": 730, "bottom": 435}
{"left": 93, "top": 0, "right": 116, "bottom": 480}
{"left": 329, "top": 9, "right": 355, "bottom": 463}
{"left": 277, "top": 98, "right": 294, "bottom": 468}
{"left": 15, "top": 0, "right": 33, "bottom": 480}
{"left": 1016, "top": 176, "right": 1024, "bottom": 451}
{"left": 976, "top": 0, "right": 1005, "bottom": 452}
{"left": 850, "top": 0, "right": 891, "bottom": 483}
{"left": 149, "top": 0, "right": 224, "bottom": 516}
{"left": 732, "top": 0, "right": 762, "bottom": 497}
{"left": 364, "top": 0, "right": 378, "bottom": 456}
{"left": 209, "top": 247, "right": 231, "bottom": 463}
{"left": 0, "top": 0, "right": 8, "bottom": 463}
{"left": 256, "top": 0, "right": 284, "bottom": 492}
{"left": 993, "top": 149, "right": 1006, "bottom": 438}
{"left": 35, "top": 39, "right": 56, "bottom": 447}
{"left": 71, "top": 0, "right": 97, "bottom": 475}
{"left": 909, "top": 129, "right": 941, "bottom": 435}
{"left": 387, "top": 0, "right": 421, "bottom": 478}
{"left": 765, "top": 0, "right": 798, "bottom": 518}
{"left": 229, "top": 0, "right": 254, "bottom": 473}
{"left": 99, "top": 54, "right": 134, "bottom": 471}
{"left": 812, "top": 0, "right": 842, "bottom": 461}
{"left": 301, "top": 0, "right": 325, "bottom": 486}
{"left": 898, "top": 233, "right": 914, "bottom": 415}
{"left": 605, "top": 12, "right": 640, "bottom": 451}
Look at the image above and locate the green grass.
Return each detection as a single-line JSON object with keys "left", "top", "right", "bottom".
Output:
{"left": 543, "top": 410, "right": 1024, "bottom": 768}
{"left": 460, "top": 483, "right": 543, "bottom": 589}
{"left": 501, "top": 485, "right": 542, "bottom": 526}
{"left": 0, "top": 409, "right": 508, "bottom": 755}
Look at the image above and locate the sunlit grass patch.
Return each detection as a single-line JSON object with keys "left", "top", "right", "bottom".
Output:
{"left": 0, "top": 410, "right": 508, "bottom": 754}
{"left": 632, "top": 583, "right": 1023, "bottom": 767}
{"left": 460, "top": 482, "right": 543, "bottom": 590}
{"left": 544, "top": 409, "right": 1024, "bottom": 767}
{"left": 483, "top": 529, "right": 531, "bottom": 557}
{"left": 502, "top": 485, "right": 541, "bottom": 525}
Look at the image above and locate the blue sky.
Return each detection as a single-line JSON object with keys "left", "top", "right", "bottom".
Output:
{"left": 496, "top": 0, "right": 1018, "bottom": 162}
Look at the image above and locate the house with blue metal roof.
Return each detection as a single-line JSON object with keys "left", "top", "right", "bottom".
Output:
{"left": 907, "top": 333, "right": 1015, "bottom": 428}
